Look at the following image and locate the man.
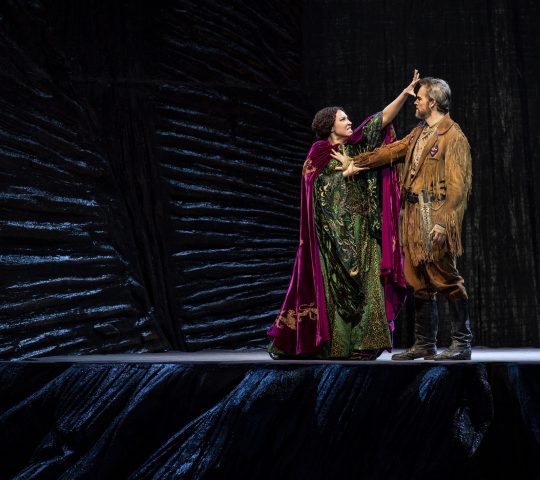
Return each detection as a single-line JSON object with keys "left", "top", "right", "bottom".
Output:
{"left": 332, "top": 77, "right": 472, "bottom": 360}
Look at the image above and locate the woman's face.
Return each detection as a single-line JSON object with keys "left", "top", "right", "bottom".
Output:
{"left": 332, "top": 110, "right": 353, "bottom": 138}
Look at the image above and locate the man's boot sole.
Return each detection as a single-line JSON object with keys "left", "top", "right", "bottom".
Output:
{"left": 391, "top": 351, "right": 437, "bottom": 361}
{"left": 433, "top": 351, "right": 471, "bottom": 361}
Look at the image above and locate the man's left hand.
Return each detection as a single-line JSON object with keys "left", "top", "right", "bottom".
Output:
{"left": 430, "top": 224, "right": 447, "bottom": 246}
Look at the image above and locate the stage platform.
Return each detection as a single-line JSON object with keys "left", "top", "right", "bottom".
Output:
{"left": 24, "top": 347, "right": 540, "bottom": 364}
{"left": 1, "top": 349, "right": 539, "bottom": 479}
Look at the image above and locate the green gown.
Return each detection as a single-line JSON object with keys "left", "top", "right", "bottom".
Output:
{"left": 314, "top": 112, "right": 391, "bottom": 358}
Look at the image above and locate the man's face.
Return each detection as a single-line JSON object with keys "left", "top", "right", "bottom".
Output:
{"left": 414, "top": 85, "right": 434, "bottom": 120}
{"left": 332, "top": 110, "right": 353, "bottom": 137}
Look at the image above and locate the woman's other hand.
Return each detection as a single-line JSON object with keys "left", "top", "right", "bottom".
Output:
{"left": 330, "top": 149, "right": 351, "bottom": 169}
{"left": 341, "top": 163, "right": 368, "bottom": 177}
{"left": 331, "top": 150, "right": 368, "bottom": 177}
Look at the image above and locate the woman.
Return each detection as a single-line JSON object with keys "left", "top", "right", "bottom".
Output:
{"left": 267, "top": 71, "right": 419, "bottom": 360}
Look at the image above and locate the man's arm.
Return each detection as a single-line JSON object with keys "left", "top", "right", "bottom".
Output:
{"left": 331, "top": 132, "right": 412, "bottom": 176}
{"left": 353, "top": 133, "right": 411, "bottom": 168}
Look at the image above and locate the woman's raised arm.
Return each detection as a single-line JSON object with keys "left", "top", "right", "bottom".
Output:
{"left": 381, "top": 69, "right": 420, "bottom": 128}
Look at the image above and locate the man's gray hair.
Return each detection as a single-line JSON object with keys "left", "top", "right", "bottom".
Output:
{"left": 419, "top": 77, "right": 451, "bottom": 113}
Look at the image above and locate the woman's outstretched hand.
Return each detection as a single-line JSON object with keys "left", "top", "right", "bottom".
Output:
{"left": 331, "top": 150, "right": 369, "bottom": 177}
{"left": 403, "top": 69, "right": 420, "bottom": 97}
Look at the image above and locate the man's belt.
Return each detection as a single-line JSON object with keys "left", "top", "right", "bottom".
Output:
{"left": 403, "top": 191, "right": 446, "bottom": 204}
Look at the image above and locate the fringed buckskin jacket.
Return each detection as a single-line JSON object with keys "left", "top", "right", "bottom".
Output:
{"left": 353, "top": 114, "right": 472, "bottom": 266}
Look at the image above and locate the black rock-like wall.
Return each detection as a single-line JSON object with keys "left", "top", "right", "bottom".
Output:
{"left": 0, "top": 0, "right": 311, "bottom": 358}
{"left": 0, "top": 1, "right": 177, "bottom": 358}
{"left": 1, "top": 360, "right": 539, "bottom": 479}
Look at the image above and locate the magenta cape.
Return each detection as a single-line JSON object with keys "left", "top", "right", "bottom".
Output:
{"left": 268, "top": 116, "right": 406, "bottom": 355}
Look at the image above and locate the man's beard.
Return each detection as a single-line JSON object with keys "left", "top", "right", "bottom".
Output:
{"left": 415, "top": 108, "right": 428, "bottom": 120}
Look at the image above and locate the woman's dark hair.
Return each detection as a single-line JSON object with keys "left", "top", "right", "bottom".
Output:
{"left": 311, "top": 106, "right": 344, "bottom": 139}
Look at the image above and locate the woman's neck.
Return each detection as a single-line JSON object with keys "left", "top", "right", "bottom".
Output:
{"left": 328, "top": 133, "right": 347, "bottom": 145}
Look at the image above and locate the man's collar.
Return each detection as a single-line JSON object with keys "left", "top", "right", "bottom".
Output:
{"left": 435, "top": 113, "right": 454, "bottom": 135}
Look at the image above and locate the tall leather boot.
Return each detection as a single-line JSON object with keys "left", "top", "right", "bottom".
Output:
{"left": 392, "top": 297, "right": 438, "bottom": 360}
{"left": 433, "top": 298, "right": 472, "bottom": 361}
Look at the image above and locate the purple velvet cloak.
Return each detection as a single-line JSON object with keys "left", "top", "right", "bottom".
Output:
{"left": 268, "top": 116, "right": 406, "bottom": 355}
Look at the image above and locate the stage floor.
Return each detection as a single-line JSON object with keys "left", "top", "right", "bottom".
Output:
{"left": 19, "top": 347, "right": 540, "bottom": 364}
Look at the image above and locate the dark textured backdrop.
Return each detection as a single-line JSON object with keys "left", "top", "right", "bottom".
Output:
{"left": 1, "top": 0, "right": 539, "bottom": 359}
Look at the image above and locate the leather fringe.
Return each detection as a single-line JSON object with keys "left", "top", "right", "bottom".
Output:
{"left": 402, "top": 128, "right": 472, "bottom": 266}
